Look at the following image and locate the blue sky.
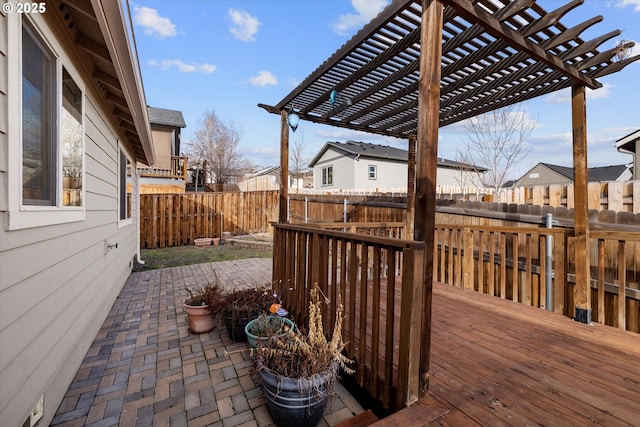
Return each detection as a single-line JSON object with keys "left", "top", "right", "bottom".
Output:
{"left": 130, "top": 0, "right": 640, "bottom": 179}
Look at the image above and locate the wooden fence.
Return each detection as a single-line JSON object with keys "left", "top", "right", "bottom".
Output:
{"left": 139, "top": 191, "right": 278, "bottom": 248}
{"left": 289, "top": 194, "right": 640, "bottom": 226}
{"left": 495, "top": 180, "right": 640, "bottom": 212}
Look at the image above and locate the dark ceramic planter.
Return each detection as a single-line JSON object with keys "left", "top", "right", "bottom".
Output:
{"left": 258, "top": 362, "right": 336, "bottom": 427}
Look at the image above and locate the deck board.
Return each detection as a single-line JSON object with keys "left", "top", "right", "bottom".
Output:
{"left": 427, "top": 283, "right": 640, "bottom": 426}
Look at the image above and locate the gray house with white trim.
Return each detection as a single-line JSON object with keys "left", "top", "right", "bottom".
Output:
{"left": 308, "top": 141, "right": 487, "bottom": 191}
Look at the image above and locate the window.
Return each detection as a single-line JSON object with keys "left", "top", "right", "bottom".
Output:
{"left": 9, "top": 16, "right": 85, "bottom": 229}
{"left": 322, "top": 166, "right": 333, "bottom": 186}
{"left": 119, "top": 147, "right": 132, "bottom": 221}
{"left": 62, "top": 68, "right": 83, "bottom": 206}
{"left": 368, "top": 165, "right": 377, "bottom": 180}
{"left": 22, "top": 21, "right": 56, "bottom": 205}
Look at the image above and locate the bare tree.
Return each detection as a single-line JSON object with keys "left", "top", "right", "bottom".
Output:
{"left": 188, "top": 110, "right": 247, "bottom": 185}
{"left": 289, "top": 133, "right": 308, "bottom": 193}
{"left": 458, "top": 103, "right": 536, "bottom": 192}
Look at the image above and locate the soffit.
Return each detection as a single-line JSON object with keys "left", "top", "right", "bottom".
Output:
{"left": 50, "top": 0, "right": 151, "bottom": 164}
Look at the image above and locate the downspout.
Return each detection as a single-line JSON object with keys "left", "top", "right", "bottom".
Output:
{"left": 135, "top": 168, "right": 145, "bottom": 265}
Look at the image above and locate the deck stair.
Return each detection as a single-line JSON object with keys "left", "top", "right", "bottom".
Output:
{"left": 337, "top": 398, "right": 449, "bottom": 427}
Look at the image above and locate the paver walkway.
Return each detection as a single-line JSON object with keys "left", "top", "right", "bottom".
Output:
{"left": 51, "top": 259, "right": 364, "bottom": 426}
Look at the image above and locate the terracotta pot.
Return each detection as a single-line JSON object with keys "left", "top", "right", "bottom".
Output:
{"left": 212, "top": 238, "right": 221, "bottom": 246}
{"left": 194, "top": 238, "right": 213, "bottom": 247}
{"left": 184, "top": 303, "right": 215, "bottom": 333}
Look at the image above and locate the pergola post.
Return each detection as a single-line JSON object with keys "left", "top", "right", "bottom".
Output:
{"left": 571, "top": 84, "right": 591, "bottom": 323}
{"left": 279, "top": 110, "right": 289, "bottom": 223}
{"left": 415, "top": 0, "right": 443, "bottom": 397}
{"left": 406, "top": 135, "right": 416, "bottom": 238}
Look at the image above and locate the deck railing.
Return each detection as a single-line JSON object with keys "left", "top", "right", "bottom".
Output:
{"left": 433, "top": 224, "right": 640, "bottom": 332}
{"left": 589, "top": 230, "right": 640, "bottom": 330}
{"left": 433, "top": 225, "right": 570, "bottom": 310}
{"left": 306, "top": 221, "right": 639, "bottom": 333}
{"left": 272, "top": 223, "right": 426, "bottom": 410}
{"left": 138, "top": 156, "right": 188, "bottom": 180}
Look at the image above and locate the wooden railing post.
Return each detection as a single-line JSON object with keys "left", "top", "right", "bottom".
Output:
{"left": 396, "top": 247, "right": 425, "bottom": 408}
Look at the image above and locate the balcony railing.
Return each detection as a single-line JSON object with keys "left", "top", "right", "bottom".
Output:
{"left": 138, "top": 156, "right": 188, "bottom": 180}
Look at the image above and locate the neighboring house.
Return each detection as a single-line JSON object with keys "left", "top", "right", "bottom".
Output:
{"left": 514, "top": 162, "right": 632, "bottom": 187}
{"left": 137, "top": 106, "right": 188, "bottom": 193}
{"left": 0, "top": 4, "right": 154, "bottom": 427}
{"left": 615, "top": 129, "right": 639, "bottom": 180}
{"left": 308, "top": 141, "right": 487, "bottom": 191}
{"left": 238, "top": 166, "right": 312, "bottom": 192}
{"left": 239, "top": 166, "right": 281, "bottom": 191}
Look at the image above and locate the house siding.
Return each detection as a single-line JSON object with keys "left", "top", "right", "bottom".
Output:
{"left": 437, "top": 167, "right": 485, "bottom": 188}
{"left": 353, "top": 157, "right": 407, "bottom": 189}
{"left": 314, "top": 147, "right": 355, "bottom": 189}
{"left": 516, "top": 164, "right": 572, "bottom": 186}
{"left": 0, "top": 13, "right": 140, "bottom": 427}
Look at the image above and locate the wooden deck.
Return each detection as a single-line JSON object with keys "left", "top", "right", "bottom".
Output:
{"left": 422, "top": 282, "right": 640, "bottom": 426}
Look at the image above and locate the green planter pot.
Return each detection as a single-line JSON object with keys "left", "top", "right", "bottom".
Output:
{"left": 244, "top": 316, "right": 295, "bottom": 348}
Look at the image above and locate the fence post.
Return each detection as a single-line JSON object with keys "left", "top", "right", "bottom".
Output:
{"left": 545, "top": 213, "right": 553, "bottom": 311}
{"left": 344, "top": 198, "right": 347, "bottom": 223}
{"left": 304, "top": 197, "right": 308, "bottom": 223}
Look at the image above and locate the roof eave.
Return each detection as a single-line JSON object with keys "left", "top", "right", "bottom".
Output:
{"left": 92, "top": 0, "right": 155, "bottom": 166}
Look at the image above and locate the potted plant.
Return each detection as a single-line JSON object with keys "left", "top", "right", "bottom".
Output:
{"left": 183, "top": 282, "right": 223, "bottom": 334}
{"left": 254, "top": 285, "right": 353, "bottom": 427}
{"left": 221, "top": 287, "right": 273, "bottom": 342}
{"left": 244, "top": 312, "right": 295, "bottom": 349}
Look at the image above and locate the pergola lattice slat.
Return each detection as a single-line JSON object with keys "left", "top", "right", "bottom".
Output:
{"left": 260, "top": 0, "right": 638, "bottom": 139}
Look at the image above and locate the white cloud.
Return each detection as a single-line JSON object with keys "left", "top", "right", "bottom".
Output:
{"left": 616, "top": 0, "right": 640, "bottom": 12}
{"left": 133, "top": 6, "right": 176, "bottom": 39}
{"left": 148, "top": 59, "right": 216, "bottom": 74}
{"left": 332, "top": 0, "right": 390, "bottom": 36}
{"left": 544, "top": 83, "right": 614, "bottom": 104}
{"left": 229, "top": 9, "right": 261, "bottom": 42}
{"left": 249, "top": 70, "right": 278, "bottom": 87}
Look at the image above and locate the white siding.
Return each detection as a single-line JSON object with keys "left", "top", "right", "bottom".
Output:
{"left": 313, "top": 147, "right": 355, "bottom": 190}
{"left": 0, "top": 14, "right": 139, "bottom": 427}
{"left": 436, "top": 167, "right": 484, "bottom": 188}
{"left": 353, "top": 158, "right": 407, "bottom": 189}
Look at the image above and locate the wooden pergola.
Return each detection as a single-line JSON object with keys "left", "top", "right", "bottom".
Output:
{"left": 260, "top": 0, "right": 638, "bottom": 404}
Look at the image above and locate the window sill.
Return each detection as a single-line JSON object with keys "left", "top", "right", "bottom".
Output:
{"left": 8, "top": 209, "right": 85, "bottom": 230}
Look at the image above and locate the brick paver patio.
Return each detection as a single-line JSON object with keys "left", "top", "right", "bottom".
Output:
{"left": 51, "top": 258, "right": 364, "bottom": 426}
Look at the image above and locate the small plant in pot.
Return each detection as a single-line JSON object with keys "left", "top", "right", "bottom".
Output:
{"left": 221, "top": 287, "right": 273, "bottom": 342}
{"left": 245, "top": 312, "right": 295, "bottom": 349}
{"left": 183, "top": 282, "right": 223, "bottom": 334}
{"left": 254, "top": 284, "right": 353, "bottom": 427}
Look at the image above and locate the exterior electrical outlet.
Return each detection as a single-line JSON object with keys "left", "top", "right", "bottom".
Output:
{"left": 30, "top": 395, "right": 44, "bottom": 426}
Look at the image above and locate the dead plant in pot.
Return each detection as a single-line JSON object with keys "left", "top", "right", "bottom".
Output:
{"left": 254, "top": 284, "right": 353, "bottom": 427}
{"left": 183, "top": 281, "right": 223, "bottom": 334}
{"left": 221, "top": 287, "right": 274, "bottom": 342}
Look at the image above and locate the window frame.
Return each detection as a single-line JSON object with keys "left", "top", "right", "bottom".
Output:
{"left": 368, "top": 164, "right": 377, "bottom": 180}
{"left": 118, "top": 144, "right": 133, "bottom": 227}
{"left": 7, "top": 14, "right": 86, "bottom": 230}
{"left": 321, "top": 165, "right": 333, "bottom": 186}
